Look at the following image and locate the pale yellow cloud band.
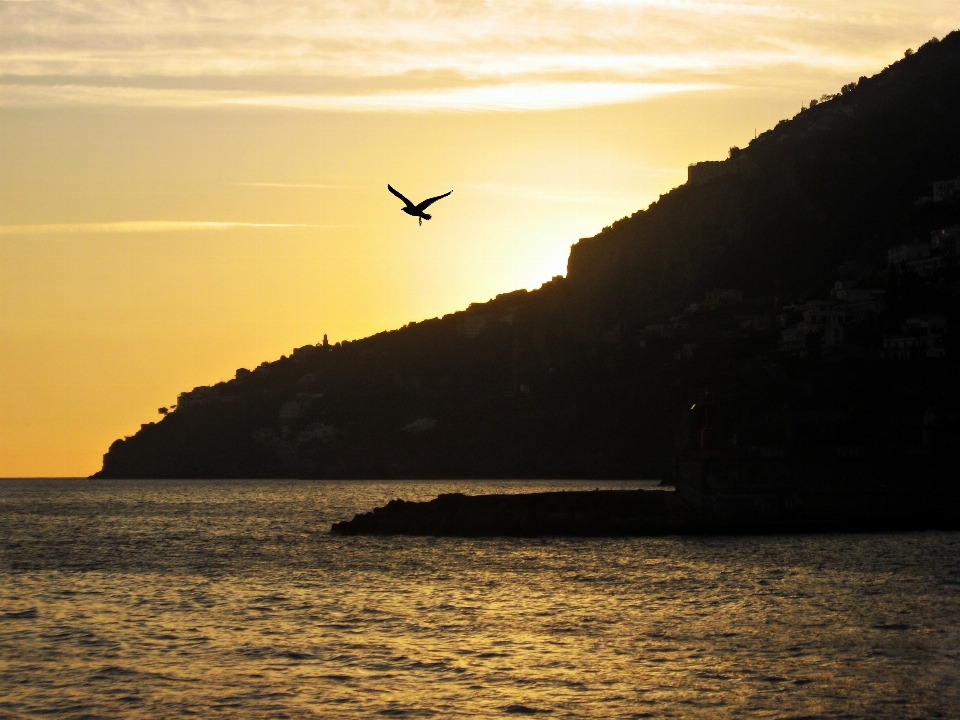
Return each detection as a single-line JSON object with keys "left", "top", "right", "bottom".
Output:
{"left": 0, "top": 81, "right": 725, "bottom": 112}
{"left": 3, "top": 0, "right": 955, "bottom": 113}
{"left": 0, "top": 221, "right": 338, "bottom": 235}
{"left": 226, "top": 81, "right": 727, "bottom": 113}
{"left": 233, "top": 183, "right": 347, "bottom": 189}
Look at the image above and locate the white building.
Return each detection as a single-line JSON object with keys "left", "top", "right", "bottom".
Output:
{"left": 882, "top": 335, "right": 920, "bottom": 361}
{"left": 297, "top": 423, "right": 336, "bottom": 443}
{"left": 279, "top": 401, "right": 308, "bottom": 421}
{"left": 705, "top": 289, "right": 743, "bottom": 308}
{"left": 779, "top": 300, "right": 848, "bottom": 353}
{"left": 883, "top": 315, "right": 947, "bottom": 360}
{"left": 887, "top": 243, "right": 931, "bottom": 265}
{"left": 830, "top": 281, "right": 886, "bottom": 320}
{"left": 457, "top": 315, "right": 488, "bottom": 338}
{"left": 933, "top": 176, "right": 960, "bottom": 202}
{"left": 674, "top": 343, "right": 697, "bottom": 360}
{"left": 931, "top": 226, "right": 960, "bottom": 253}
{"left": 402, "top": 417, "right": 438, "bottom": 432}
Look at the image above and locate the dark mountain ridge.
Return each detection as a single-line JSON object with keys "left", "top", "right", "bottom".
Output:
{"left": 568, "top": 33, "right": 960, "bottom": 315}
{"left": 95, "top": 33, "right": 960, "bottom": 479}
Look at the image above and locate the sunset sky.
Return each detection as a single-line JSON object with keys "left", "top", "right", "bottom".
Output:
{"left": 2, "top": 1, "right": 959, "bottom": 477}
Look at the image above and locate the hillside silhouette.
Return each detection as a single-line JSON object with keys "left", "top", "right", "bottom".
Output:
{"left": 95, "top": 33, "right": 960, "bottom": 480}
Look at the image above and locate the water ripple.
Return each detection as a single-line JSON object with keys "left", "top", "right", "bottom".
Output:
{"left": 1, "top": 478, "right": 959, "bottom": 718}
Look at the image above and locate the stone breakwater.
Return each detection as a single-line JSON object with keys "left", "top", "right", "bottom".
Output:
{"left": 330, "top": 484, "right": 960, "bottom": 537}
{"left": 331, "top": 489, "right": 697, "bottom": 537}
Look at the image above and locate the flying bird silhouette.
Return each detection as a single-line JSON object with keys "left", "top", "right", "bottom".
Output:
{"left": 388, "top": 185, "right": 452, "bottom": 225}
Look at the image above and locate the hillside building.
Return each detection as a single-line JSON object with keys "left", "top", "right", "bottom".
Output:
{"left": 882, "top": 315, "right": 947, "bottom": 360}
{"left": 297, "top": 423, "right": 336, "bottom": 444}
{"left": 931, "top": 225, "right": 960, "bottom": 253}
{"left": 933, "top": 175, "right": 960, "bottom": 202}
{"left": 705, "top": 289, "right": 743, "bottom": 308}
{"left": 402, "top": 418, "right": 438, "bottom": 432}
{"left": 457, "top": 315, "right": 488, "bottom": 338}
{"left": 177, "top": 386, "right": 217, "bottom": 408}
{"left": 888, "top": 243, "right": 931, "bottom": 265}
{"left": 779, "top": 300, "right": 848, "bottom": 353}
{"left": 830, "top": 281, "right": 886, "bottom": 320}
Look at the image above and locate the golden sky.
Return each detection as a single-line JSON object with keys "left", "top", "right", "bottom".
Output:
{"left": 2, "top": 1, "right": 958, "bottom": 477}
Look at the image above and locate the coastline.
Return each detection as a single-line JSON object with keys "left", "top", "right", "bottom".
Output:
{"left": 331, "top": 452, "right": 960, "bottom": 536}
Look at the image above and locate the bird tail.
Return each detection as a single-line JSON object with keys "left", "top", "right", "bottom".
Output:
{"left": 421, "top": 213, "right": 431, "bottom": 220}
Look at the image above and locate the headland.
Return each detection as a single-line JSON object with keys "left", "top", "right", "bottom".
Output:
{"left": 94, "top": 34, "right": 960, "bottom": 493}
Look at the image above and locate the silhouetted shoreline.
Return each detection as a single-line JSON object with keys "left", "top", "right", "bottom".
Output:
{"left": 330, "top": 455, "right": 960, "bottom": 536}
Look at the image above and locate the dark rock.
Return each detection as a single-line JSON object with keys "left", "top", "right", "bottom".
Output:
{"left": 331, "top": 489, "right": 698, "bottom": 536}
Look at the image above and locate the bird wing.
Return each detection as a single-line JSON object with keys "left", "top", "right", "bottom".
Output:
{"left": 415, "top": 190, "right": 452, "bottom": 212}
{"left": 388, "top": 184, "right": 416, "bottom": 209}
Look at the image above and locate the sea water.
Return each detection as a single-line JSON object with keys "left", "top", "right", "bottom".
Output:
{"left": 1, "top": 478, "right": 958, "bottom": 719}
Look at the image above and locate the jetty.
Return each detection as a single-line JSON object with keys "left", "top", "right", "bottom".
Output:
{"left": 331, "top": 449, "right": 960, "bottom": 536}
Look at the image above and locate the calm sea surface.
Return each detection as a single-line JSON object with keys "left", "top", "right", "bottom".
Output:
{"left": 1, "top": 479, "right": 959, "bottom": 719}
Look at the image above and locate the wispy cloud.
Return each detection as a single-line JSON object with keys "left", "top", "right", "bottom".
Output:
{"left": 0, "top": 79, "right": 723, "bottom": 112}
{"left": 232, "top": 182, "right": 346, "bottom": 189}
{"left": 226, "top": 81, "right": 725, "bottom": 113}
{"left": 0, "top": 84, "right": 236, "bottom": 108}
{"left": 1, "top": 0, "right": 957, "bottom": 111}
{"left": 0, "top": 221, "right": 336, "bottom": 235}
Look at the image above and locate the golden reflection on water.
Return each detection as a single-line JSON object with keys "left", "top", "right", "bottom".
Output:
{"left": 1, "top": 479, "right": 959, "bottom": 718}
